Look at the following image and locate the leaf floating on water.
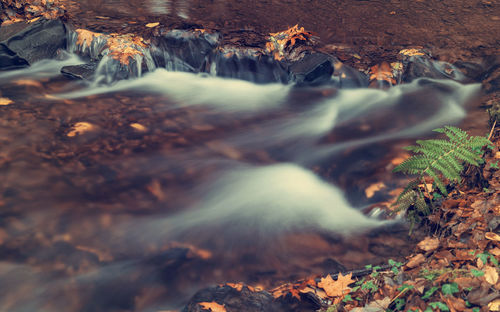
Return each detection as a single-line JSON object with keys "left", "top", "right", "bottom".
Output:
{"left": 0, "top": 97, "right": 13, "bottom": 106}
{"left": 198, "top": 302, "right": 226, "bottom": 312}
{"left": 14, "top": 79, "right": 43, "bottom": 88}
{"left": 67, "top": 122, "right": 95, "bottom": 137}
{"left": 130, "top": 123, "right": 147, "bottom": 132}
{"left": 145, "top": 22, "right": 159, "bottom": 28}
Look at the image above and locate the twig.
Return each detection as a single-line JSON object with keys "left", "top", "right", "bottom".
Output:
{"left": 488, "top": 119, "right": 497, "bottom": 140}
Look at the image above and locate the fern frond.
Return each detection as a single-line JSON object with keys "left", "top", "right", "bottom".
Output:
{"left": 393, "top": 126, "right": 493, "bottom": 220}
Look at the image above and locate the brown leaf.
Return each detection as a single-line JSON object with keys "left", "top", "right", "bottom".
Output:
{"left": 198, "top": 302, "right": 226, "bottom": 312}
{"left": 485, "top": 266, "right": 499, "bottom": 285}
{"left": 406, "top": 254, "right": 425, "bottom": 268}
{"left": 417, "top": 236, "right": 440, "bottom": 252}
{"left": 318, "top": 273, "right": 355, "bottom": 297}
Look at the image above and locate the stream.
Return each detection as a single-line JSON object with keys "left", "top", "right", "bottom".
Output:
{"left": 0, "top": 4, "right": 489, "bottom": 310}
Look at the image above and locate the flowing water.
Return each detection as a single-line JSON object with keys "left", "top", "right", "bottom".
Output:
{"left": 0, "top": 25, "right": 485, "bottom": 312}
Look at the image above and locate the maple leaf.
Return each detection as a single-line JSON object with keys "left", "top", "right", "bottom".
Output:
{"left": 75, "top": 29, "right": 102, "bottom": 47}
{"left": 369, "top": 62, "right": 396, "bottom": 85}
{"left": 318, "top": 273, "right": 354, "bottom": 297}
{"left": 198, "top": 301, "right": 226, "bottom": 312}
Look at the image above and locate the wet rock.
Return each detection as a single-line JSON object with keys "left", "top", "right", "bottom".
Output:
{"left": 289, "top": 53, "right": 334, "bottom": 85}
{"left": 183, "top": 285, "right": 275, "bottom": 312}
{"left": 400, "top": 54, "right": 466, "bottom": 83}
{"left": 0, "top": 18, "right": 66, "bottom": 70}
{"left": 154, "top": 29, "right": 220, "bottom": 72}
{"left": 212, "top": 47, "right": 288, "bottom": 83}
{"left": 0, "top": 44, "right": 28, "bottom": 70}
{"left": 482, "top": 64, "right": 500, "bottom": 93}
{"left": 61, "top": 62, "right": 98, "bottom": 80}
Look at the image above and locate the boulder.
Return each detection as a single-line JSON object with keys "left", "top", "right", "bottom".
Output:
{"left": 61, "top": 62, "right": 98, "bottom": 80}
{"left": 0, "top": 18, "right": 66, "bottom": 70}
{"left": 289, "top": 53, "right": 334, "bottom": 85}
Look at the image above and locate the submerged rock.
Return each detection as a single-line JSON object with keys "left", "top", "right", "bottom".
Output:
{"left": 0, "top": 18, "right": 66, "bottom": 70}
{"left": 61, "top": 62, "right": 98, "bottom": 80}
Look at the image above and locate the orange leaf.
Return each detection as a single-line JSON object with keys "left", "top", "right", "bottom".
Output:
{"left": 0, "top": 97, "right": 13, "bottom": 106}
{"left": 318, "top": 273, "right": 354, "bottom": 297}
{"left": 199, "top": 302, "right": 226, "bottom": 312}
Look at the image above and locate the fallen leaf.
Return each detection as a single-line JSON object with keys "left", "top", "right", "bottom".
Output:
{"left": 369, "top": 62, "right": 396, "bottom": 85}
{"left": 484, "top": 266, "right": 499, "bottom": 285}
{"left": 490, "top": 299, "right": 500, "bottom": 311}
{"left": 406, "top": 253, "right": 425, "bottom": 268}
{"left": 0, "top": 97, "right": 13, "bottom": 105}
{"left": 417, "top": 236, "right": 440, "bottom": 252}
{"left": 486, "top": 232, "right": 500, "bottom": 242}
{"left": 145, "top": 22, "right": 159, "bottom": 28}
{"left": 67, "top": 122, "right": 95, "bottom": 137}
{"left": 198, "top": 302, "right": 226, "bottom": 312}
{"left": 75, "top": 29, "right": 102, "bottom": 47}
{"left": 399, "top": 48, "right": 426, "bottom": 57}
{"left": 226, "top": 283, "right": 243, "bottom": 291}
{"left": 318, "top": 273, "right": 354, "bottom": 297}
{"left": 350, "top": 297, "right": 391, "bottom": 312}
{"left": 491, "top": 248, "right": 500, "bottom": 256}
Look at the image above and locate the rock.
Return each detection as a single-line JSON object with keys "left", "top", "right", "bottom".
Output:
{"left": 183, "top": 285, "right": 275, "bottom": 312}
{"left": 154, "top": 29, "right": 220, "bottom": 72}
{"left": 0, "top": 18, "right": 66, "bottom": 70}
{"left": 482, "top": 64, "right": 500, "bottom": 93}
{"left": 289, "top": 53, "right": 334, "bottom": 85}
{"left": 0, "top": 44, "right": 28, "bottom": 70}
{"left": 183, "top": 284, "right": 324, "bottom": 312}
{"left": 61, "top": 62, "right": 98, "bottom": 80}
{"left": 212, "top": 47, "right": 288, "bottom": 83}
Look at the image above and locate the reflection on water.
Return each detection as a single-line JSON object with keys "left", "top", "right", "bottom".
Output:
{"left": 0, "top": 55, "right": 480, "bottom": 311}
